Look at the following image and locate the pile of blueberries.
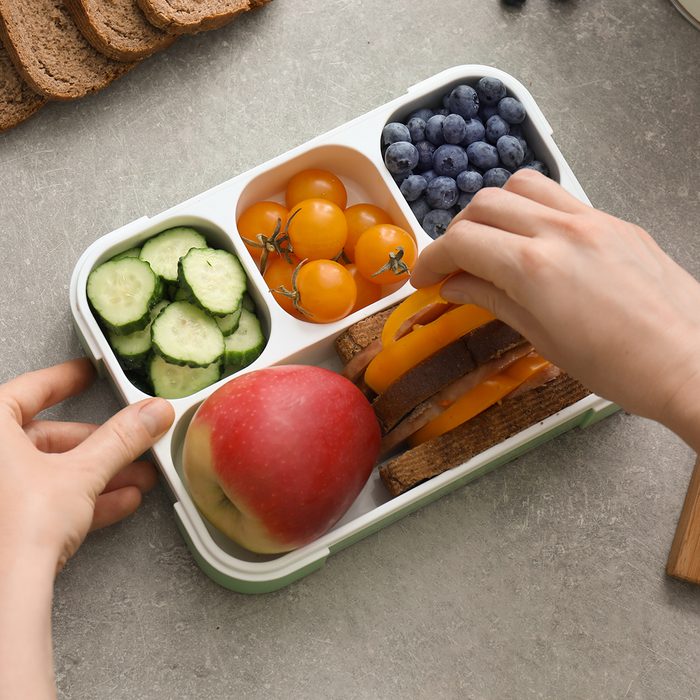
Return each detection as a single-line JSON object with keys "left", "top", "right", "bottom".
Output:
{"left": 382, "top": 77, "right": 550, "bottom": 238}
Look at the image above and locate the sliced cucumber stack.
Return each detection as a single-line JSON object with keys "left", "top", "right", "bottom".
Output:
{"left": 149, "top": 354, "right": 222, "bottom": 399}
{"left": 140, "top": 227, "right": 206, "bottom": 282}
{"left": 179, "top": 247, "right": 247, "bottom": 316}
{"left": 224, "top": 308, "right": 264, "bottom": 369}
{"left": 151, "top": 301, "right": 224, "bottom": 368}
{"left": 108, "top": 300, "right": 168, "bottom": 369}
{"left": 87, "top": 257, "right": 162, "bottom": 335}
{"left": 215, "top": 306, "right": 242, "bottom": 336}
{"left": 111, "top": 247, "right": 141, "bottom": 261}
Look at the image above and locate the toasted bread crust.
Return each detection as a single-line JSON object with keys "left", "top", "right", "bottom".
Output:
{"left": 379, "top": 374, "right": 590, "bottom": 496}
{"left": 0, "top": 0, "right": 135, "bottom": 100}
{"left": 136, "top": 0, "right": 265, "bottom": 34}
{"left": 373, "top": 320, "right": 525, "bottom": 433}
{"left": 0, "top": 38, "right": 45, "bottom": 131}
{"left": 64, "top": 0, "right": 176, "bottom": 61}
{"left": 334, "top": 305, "right": 397, "bottom": 365}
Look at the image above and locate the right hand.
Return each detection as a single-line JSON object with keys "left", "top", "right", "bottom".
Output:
{"left": 411, "top": 169, "right": 700, "bottom": 449}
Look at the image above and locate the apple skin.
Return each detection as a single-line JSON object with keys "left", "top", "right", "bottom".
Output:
{"left": 182, "top": 365, "right": 381, "bottom": 554}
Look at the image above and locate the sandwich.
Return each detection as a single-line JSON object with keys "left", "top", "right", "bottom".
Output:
{"left": 335, "top": 284, "right": 590, "bottom": 496}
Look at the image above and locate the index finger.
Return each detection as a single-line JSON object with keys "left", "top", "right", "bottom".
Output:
{"left": 0, "top": 358, "right": 96, "bottom": 426}
{"left": 411, "top": 219, "right": 527, "bottom": 289}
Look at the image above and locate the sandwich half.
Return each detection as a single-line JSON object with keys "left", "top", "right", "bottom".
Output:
{"left": 335, "top": 285, "right": 590, "bottom": 496}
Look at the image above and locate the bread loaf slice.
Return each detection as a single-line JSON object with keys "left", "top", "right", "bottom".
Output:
{"left": 0, "top": 0, "right": 135, "bottom": 100}
{"left": 379, "top": 373, "right": 590, "bottom": 496}
{"left": 136, "top": 0, "right": 269, "bottom": 34}
{"left": 64, "top": 0, "right": 176, "bottom": 61}
{"left": 0, "top": 38, "right": 45, "bottom": 131}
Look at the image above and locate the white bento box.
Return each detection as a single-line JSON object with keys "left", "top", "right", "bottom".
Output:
{"left": 69, "top": 65, "right": 617, "bottom": 593}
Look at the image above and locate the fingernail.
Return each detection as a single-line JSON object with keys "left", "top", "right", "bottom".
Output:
{"left": 138, "top": 399, "right": 173, "bottom": 437}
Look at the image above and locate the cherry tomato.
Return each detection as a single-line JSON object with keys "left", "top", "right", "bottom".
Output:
{"left": 263, "top": 255, "right": 304, "bottom": 318}
{"left": 343, "top": 203, "right": 393, "bottom": 262}
{"left": 346, "top": 263, "right": 382, "bottom": 314}
{"left": 354, "top": 224, "right": 418, "bottom": 286}
{"left": 286, "top": 169, "right": 347, "bottom": 209}
{"left": 295, "top": 260, "right": 357, "bottom": 323}
{"left": 286, "top": 198, "right": 347, "bottom": 261}
{"left": 236, "top": 201, "right": 289, "bottom": 265}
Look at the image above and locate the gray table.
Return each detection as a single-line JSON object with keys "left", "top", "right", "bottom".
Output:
{"left": 1, "top": 0, "right": 699, "bottom": 697}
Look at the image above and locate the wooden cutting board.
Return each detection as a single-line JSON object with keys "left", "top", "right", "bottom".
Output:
{"left": 667, "top": 459, "right": 700, "bottom": 584}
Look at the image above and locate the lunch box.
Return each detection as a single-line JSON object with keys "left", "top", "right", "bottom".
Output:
{"left": 70, "top": 65, "right": 618, "bottom": 593}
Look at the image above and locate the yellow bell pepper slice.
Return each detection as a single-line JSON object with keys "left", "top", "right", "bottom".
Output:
{"left": 408, "top": 354, "right": 551, "bottom": 447}
{"left": 365, "top": 304, "right": 496, "bottom": 394}
{"left": 380, "top": 282, "right": 449, "bottom": 347}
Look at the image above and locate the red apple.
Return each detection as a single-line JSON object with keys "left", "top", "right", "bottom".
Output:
{"left": 182, "top": 365, "right": 381, "bottom": 554}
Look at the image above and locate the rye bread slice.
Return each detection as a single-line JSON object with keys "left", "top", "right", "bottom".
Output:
{"left": 379, "top": 373, "right": 591, "bottom": 496}
{"left": 136, "top": 0, "right": 267, "bottom": 34}
{"left": 64, "top": 0, "right": 176, "bottom": 61}
{"left": 334, "top": 305, "right": 397, "bottom": 366}
{"left": 0, "top": 38, "right": 45, "bottom": 131}
{"left": 0, "top": 0, "right": 136, "bottom": 100}
{"left": 372, "top": 321, "right": 526, "bottom": 434}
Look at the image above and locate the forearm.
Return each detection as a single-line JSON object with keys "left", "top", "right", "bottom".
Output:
{"left": 0, "top": 542, "right": 56, "bottom": 700}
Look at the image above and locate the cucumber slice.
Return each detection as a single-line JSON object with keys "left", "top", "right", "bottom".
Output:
{"left": 178, "top": 248, "right": 247, "bottom": 316}
{"left": 108, "top": 300, "right": 169, "bottom": 368}
{"left": 140, "top": 227, "right": 207, "bottom": 282}
{"left": 151, "top": 301, "right": 224, "bottom": 367}
{"left": 172, "top": 286, "right": 191, "bottom": 302}
{"left": 241, "top": 292, "right": 256, "bottom": 312}
{"left": 111, "top": 247, "right": 141, "bottom": 261}
{"left": 149, "top": 354, "right": 221, "bottom": 399}
{"left": 215, "top": 305, "right": 242, "bottom": 336}
{"left": 87, "top": 257, "right": 162, "bottom": 335}
{"left": 224, "top": 308, "right": 264, "bottom": 369}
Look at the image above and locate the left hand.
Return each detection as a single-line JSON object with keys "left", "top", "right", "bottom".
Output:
{"left": 0, "top": 358, "right": 175, "bottom": 571}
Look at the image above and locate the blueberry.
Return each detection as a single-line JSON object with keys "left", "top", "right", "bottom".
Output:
{"left": 457, "top": 191, "right": 475, "bottom": 210}
{"left": 436, "top": 107, "right": 450, "bottom": 117}
{"left": 421, "top": 169, "right": 437, "bottom": 183}
{"left": 408, "top": 108, "right": 433, "bottom": 123}
{"left": 392, "top": 170, "right": 411, "bottom": 185}
{"left": 433, "top": 144, "right": 469, "bottom": 179}
{"left": 476, "top": 77, "right": 506, "bottom": 105}
{"left": 443, "top": 114, "right": 468, "bottom": 145}
{"left": 447, "top": 85, "right": 480, "bottom": 119}
{"left": 521, "top": 160, "right": 550, "bottom": 176}
{"left": 415, "top": 140, "right": 436, "bottom": 171}
{"left": 384, "top": 141, "right": 419, "bottom": 174}
{"left": 485, "top": 115, "right": 510, "bottom": 144}
{"left": 479, "top": 104, "right": 499, "bottom": 122}
{"left": 496, "top": 135, "right": 525, "bottom": 169}
{"left": 456, "top": 170, "right": 483, "bottom": 193}
{"left": 466, "top": 141, "right": 499, "bottom": 170}
{"left": 400, "top": 174, "right": 428, "bottom": 202}
{"left": 409, "top": 196, "right": 431, "bottom": 222}
{"left": 422, "top": 209, "right": 453, "bottom": 239}
{"left": 461, "top": 118, "right": 486, "bottom": 146}
{"left": 442, "top": 93, "right": 450, "bottom": 109}
{"left": 406, "top": 117, "right": 426, "bottom": 143}
{"left": 426, "top": 176, "right": 459, "bottom": 209}
{"left": 508, "top": 123, "right": 523, "bottom": 138}
{"left": 482, "top": 167, "right": 511, "bottom": 188}
{"left": 382, "top": 122, "right": 411, "bottom": 147}
{"left": 498, "top": 97, "right": 526, "bottom": 124}
{"left": 425, "top": 115, "right": 446, "bottom": 146}
{"left": 522, "top": 144, "right": 535, "bottom": 165}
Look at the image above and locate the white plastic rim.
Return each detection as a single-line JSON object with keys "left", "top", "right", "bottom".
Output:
{"left": 671, "top": 0, "right": 700, "bottom": 27}
{"left": 70, "top": 65, "right": 617, "bottom": 593}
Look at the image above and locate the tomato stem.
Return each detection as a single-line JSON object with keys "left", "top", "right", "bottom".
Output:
{"left": 371, "top": 246, "right": 409, "bottom": 278}
{"left": 241, "top": 209, "right": 300, "bottom": 274}
{"left": 270, "top": 258, "right": 314, "bottom": 319}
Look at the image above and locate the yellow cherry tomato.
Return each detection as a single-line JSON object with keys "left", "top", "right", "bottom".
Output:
{"left": 295, "top": 260, "right": 357, "bottom": 323}
{"left": 286, "top": 169, "right": 348, "bottom": 209}
{"left": 236, "top": 201, "right": 289, "bottom": 265}
{"left": 346, "top": 263, "right": 382, "bottom": 314}
{"left": 264, "top": 255, "right": 304, "bottom": 319}
{"left": 343, "top": 203, "right": 393, "bottom": 262}
{"left": 354, "top": 224, "right": 418, "bottom": 286}
{"left": 286, "top": 198, "right": 347, "bottom": 261}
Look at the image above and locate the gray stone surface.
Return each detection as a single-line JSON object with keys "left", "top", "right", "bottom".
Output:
{"left": 1, "top": 0, "right": 699, "bottom": 697}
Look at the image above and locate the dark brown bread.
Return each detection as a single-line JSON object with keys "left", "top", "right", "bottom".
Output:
{"left": 334, "top": 305, "right": 397, "bottom": 366}
{"left": 0, "top": 0, "right": 135, "bottom": 100}
{"left": 372, "top": 321, "right": 525, "bottom": 433}
{"left": 379, "top": 373, "right": 591, "bottom": 496}
{"left": 136, "top": 0, "right": 268, "bottom": 34}
{"left": 64, "top": 0, "right": 176, "bottom": 61}
{"left": 0, "top": 38, "right": 45, "bottom": 131}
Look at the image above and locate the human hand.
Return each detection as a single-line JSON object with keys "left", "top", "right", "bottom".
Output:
{"left": 411, "top": 169, "right": 700, "bottom": 449}
{"left": 0, "top": 358, "right": 175, "bottom": 571}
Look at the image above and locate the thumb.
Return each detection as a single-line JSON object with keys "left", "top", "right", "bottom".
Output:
{"left": 70, "top": 398, "right": 175, "bottom": 488}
